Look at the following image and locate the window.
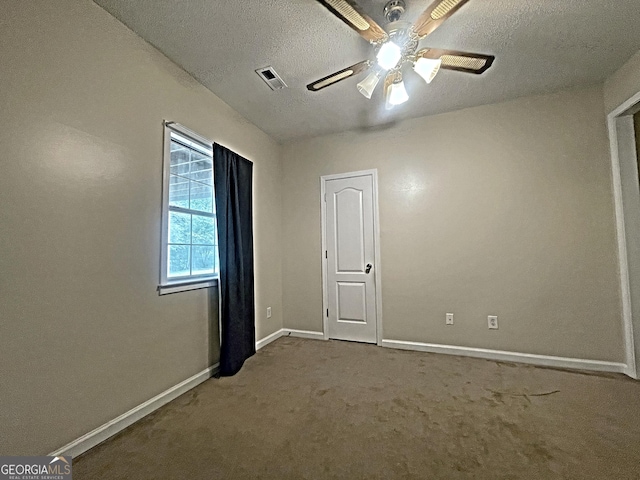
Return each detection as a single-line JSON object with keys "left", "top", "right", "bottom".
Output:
{"left": 159, "top": 123, "right": 218, "bottom": 294}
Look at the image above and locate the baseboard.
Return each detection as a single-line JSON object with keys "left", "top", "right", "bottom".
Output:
{"left": 283, "top": 328, "right": 325, "bottom": 340}
{"left": 49, "top": 364, "right": 219, "bottom": 458}
{"left": 381, "top": 339, "right": 627, "bottom": 374}
{"left": 256, "top": 329, "right": 286, "bottom": 350}
{"left": 256, "top": 328, "right": 325, "bottom": 349}
{"left": 624, "top": 364, "right": 639, "bottom": 379}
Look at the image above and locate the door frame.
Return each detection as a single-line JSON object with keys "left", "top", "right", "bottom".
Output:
{"left": 607, "top": 90, "right": 640, "bottom": 379}
{"left": 320, "top": 169, "right": 383, "bottom": 346}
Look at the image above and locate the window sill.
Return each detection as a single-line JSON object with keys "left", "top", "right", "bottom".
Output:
{"left": 158, "top": 278, "right": 218, "bottom": 295}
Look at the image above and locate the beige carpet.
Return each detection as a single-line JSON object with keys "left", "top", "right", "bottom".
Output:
{"left": 74, "top": 337, "right": 640, "bottom": 479}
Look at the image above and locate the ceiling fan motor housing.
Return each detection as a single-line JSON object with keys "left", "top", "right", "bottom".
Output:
{"left": 384, "top": 0, "right": 406, "bottom": 23}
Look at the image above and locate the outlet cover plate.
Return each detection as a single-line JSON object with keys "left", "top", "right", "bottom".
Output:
{"left": 488, "top": 315, "right": 498, "bottom": 330}
{"left": 267, "top": 307, "right": 272, "bottom": 318}
{"left": 446, "top": 313, "right": 454, "bottom": 325}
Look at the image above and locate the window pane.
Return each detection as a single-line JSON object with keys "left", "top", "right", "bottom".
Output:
{"left": 188, "top": 152, "right": 213, "bottom": 185}
{"left": 190, "top": 182, "right": 213, "bottom": 213}
{"left": 192, "top": 246, "right": 216, "bottom": 275}
{"left": 169, "top": 174, "right": 189, "bottom": 208}
{"left": 168, "top": 211, "right": 191, "bottom": 244}
{"left": 170, "top": 144, "right": 190, "bottom": 175}
{"left": 192, "top": 214, "right": 215, "bottom": 245}
{"left": 168, "top": 245, "right": 190, "bottom": 277}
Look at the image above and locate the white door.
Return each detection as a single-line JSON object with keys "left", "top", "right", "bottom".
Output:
{"left": 323, "top": 172, "right": 379, "bottom": 343}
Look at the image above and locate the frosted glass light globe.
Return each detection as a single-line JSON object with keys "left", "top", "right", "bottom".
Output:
{"left": 377, "top": 42, "right": 402, "bottom": 70}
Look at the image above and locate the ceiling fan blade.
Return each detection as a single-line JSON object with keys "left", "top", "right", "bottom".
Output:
{"left": 316, "top": 0, "right": 388, "bottom": 43}
{"left": 307, "top": 60, "right": 371, "bottom": 92}
{"left": 417, "top": 48, "right": 494, "bottom": 74}
{"left": 412, "top": 0, "right": 471, "bottom": 38}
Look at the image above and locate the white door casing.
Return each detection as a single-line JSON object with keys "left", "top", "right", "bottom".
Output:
{"left": 608, "top": 92, "right": 640, "bottom": 379}
{"left": 321, "top": 170, "right": 382, "bottom": 344}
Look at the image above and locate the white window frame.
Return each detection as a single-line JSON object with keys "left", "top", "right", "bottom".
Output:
{"left": 158, "top": 121, "right": 218, "bottom": 295}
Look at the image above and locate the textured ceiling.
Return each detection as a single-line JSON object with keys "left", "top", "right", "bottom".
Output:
{"left": 94, "top": 0, "right": 640, "bottom": 143}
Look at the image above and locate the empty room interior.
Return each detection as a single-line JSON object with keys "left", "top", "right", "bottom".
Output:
{"left": 3, "top": 0, "right": 640, "bottom": 478}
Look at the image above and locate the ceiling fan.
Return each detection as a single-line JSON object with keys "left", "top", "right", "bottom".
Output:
{"left": 307, "top": 0, "right": 495, "bottom": 109}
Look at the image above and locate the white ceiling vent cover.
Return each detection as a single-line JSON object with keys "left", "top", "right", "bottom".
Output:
{"left": 256, "top": 66, "right": 288, "bottom": 91}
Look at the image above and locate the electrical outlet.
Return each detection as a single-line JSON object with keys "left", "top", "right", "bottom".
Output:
{"left": 488, "top": 315, "right": 498, "bottom": 330}
{"left": 446, "top": 313, "right": 454, "bottom": 325}
{"left": 267, "top": 307, "right": 272, "bottom": 319}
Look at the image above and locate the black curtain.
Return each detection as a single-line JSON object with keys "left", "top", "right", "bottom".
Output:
{"left": 213, "top": 143, "right": 255, "bottom": 376}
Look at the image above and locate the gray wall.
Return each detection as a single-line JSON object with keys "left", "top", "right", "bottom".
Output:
{"left": 604, "top": 49, "right": 640, "bottom": 114}
{"left": 0, "top": 0, "right": 283, "bottom": 455}
{"left": 281, "top": 86, "right": 624, "bottom": 363}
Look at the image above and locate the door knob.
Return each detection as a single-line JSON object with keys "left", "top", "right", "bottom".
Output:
{"left": 365, "top": 264, "right": 372, "bottom": 274}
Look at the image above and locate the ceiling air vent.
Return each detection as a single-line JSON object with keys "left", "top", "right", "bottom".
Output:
{"left": 256, "top": 66, "right": 288, "bottom": 91}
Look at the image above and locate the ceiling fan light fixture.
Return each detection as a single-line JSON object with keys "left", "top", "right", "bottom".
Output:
{"left": 413, "top": 57, "right": 442, "bottom": 83}
{"left": 376, "top": 42, "right": 402, "bottom": 70}
{"left": 357, "top": 70, "right": 381, "bottom": 99}
{"left": 386, "top": 78, "right": 409, "bottom": 109}
{"left": 309, "top": 0, "right": 496, "bottom": 110}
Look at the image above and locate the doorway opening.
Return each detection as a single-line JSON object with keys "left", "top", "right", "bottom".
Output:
{"left": 608, "top": 93, "right": 640, "bottom": 379}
